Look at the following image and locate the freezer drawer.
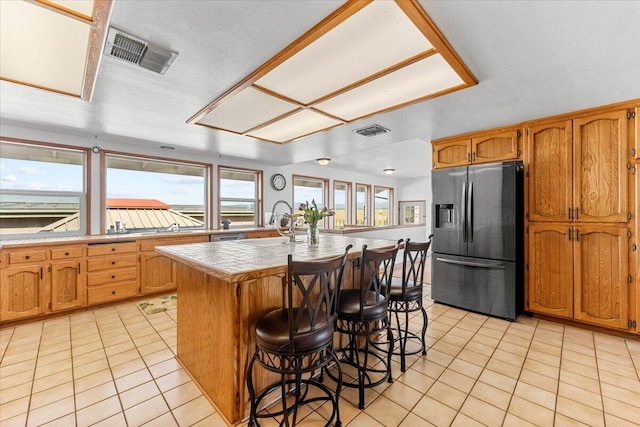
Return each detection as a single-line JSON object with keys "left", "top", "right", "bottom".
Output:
{"left": 431, "top": 253, "right": 521, "bottom": 320}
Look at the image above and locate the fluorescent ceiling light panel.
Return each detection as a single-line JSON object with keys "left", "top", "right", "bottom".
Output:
{"left": 254, "top": 1, "right": 432, "bottom": 105}
{"left": 189, "top": 0, "right": 476, "bottom": 144}
{"left": 247, "top": 109, "right": 341, "bottom": 143}
{"left": 0, "top": 1, "right": 90, "bottom": 96}
{"left": 197, "top": 87, "right": 299, "bottom": 134}
{"left": 315, "top": 54, "right": 464, "bottom": 121}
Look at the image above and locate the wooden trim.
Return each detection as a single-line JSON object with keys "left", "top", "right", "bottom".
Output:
{"left": 355, "top": 182, "right": 372, "bottom": 226}
{"left": 395, "top": 0, "right": 478, "bottom": 86}
{"left": 333, "top": 180, "right": 352, "bottom": 228}
{"left": 82, "top": 0, "right": 113, "bottom": 101}
{"left": 217, "top": 165, "right": 264, "bottom": 228}
{"left": 30, "top": 0, "right": 94, "bottom": 22}
{"left": 0, "top": 77, "right": 81, "bottom": 99}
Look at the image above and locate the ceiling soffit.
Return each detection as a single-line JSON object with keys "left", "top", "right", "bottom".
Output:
{"left": 0, "top": 0, "right": 112, "bottom": 101}
{"left": 189, "top": 0, "right": 477, "bottom": 144}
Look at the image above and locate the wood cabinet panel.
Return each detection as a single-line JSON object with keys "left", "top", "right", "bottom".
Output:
{"left": 140, "top": 252, "right": 175, "bottom": 294}
{"left": 9, "top": 250, "right": 46, "bottom": 265}
{"left": 86, "top": 254, "right": 137, "bottom": 272}
{"left": 51, "top": 260, "right": 85, "bottom": 311}
{"left": 86, "top": 242, "right": 137, "bottom": 257}
{"left": 245, "top": 229, "right": 279, "bottom": 239}
{"left": 573, "top": 110, "right": 628, "bottom": 223}
{"left": 526, "top": 120, "right": 573, "bottom": 222}
{"left": 432, "top": 139, "right": 471, "bottom": 169}
{"left": 573, "top": 226, "right": 629, "bottom": 329}
{"left": 472, "top": 129, "right": 519, "bottom": 164}
{"left": 50, "top": 246, "right": 83, "bottom": 260}
{"left": 527, "top": 224, "right": 573, "bottom": 318}
{"left": 87, "top": 281, "right": 138, "bottom": 305}
{"left": 87, "top": 267, "right": 137, "bottom": 287}
{"left": 0, "top": 265, "right": 46, "bottom": 321}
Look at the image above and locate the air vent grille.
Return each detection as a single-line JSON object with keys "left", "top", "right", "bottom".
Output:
{"left": 353, "top": 124, "right": 390, "bottom": 137}
{"left": 109, "top": 32, "right": 147, "bottom": 64}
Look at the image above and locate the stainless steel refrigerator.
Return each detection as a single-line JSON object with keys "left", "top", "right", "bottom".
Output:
{"left": 431, "top": 161, "right": 523, "bottom": 320}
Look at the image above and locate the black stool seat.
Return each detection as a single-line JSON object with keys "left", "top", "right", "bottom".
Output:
{"left": 256, "top": 308, "right": 333, "bottom": 353}
{"left": 336, "top": 289, "right": 387, "bottom": 321}
{"left": 388, "top": 278, "right": 422, "bottom": 301}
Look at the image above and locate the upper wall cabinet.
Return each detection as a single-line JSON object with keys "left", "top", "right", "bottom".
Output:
{"left": 432, "top": 128, "right": 520, "bottom": 169}
{"left": 526, "top": 109, "right": 629, "bottom": 223}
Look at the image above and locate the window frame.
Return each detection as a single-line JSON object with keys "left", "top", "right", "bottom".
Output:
{"left": 373, "top": 185, "right": 393, "bottom": 226}
{"left": 102, "top": 151, "right": 211, "bottom": 234}
{"left": 332, "top": 180, "right": 351, "bottom": 229}
{"left": 0, "top": 137, "right": 90, "bottom": 238}
{"left": 398, "top": 200, "right": 426, "bottom": 225}
{"left": 355, "top": 183, "right": 371, "bottom": 226}
{"left": 292, "top": 174, "right": 329, "bottom": 228}
{"left": 218, "top": 165, "right": 263, "bottom": 228}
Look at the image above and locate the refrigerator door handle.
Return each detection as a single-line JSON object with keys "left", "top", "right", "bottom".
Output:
{"left": 467, "top": 181, "right": 474, "bottom": 243}
{"left": 461, "top": 182, "right": 467, "bottom": 242}
{"left": 436, "top": 257, "right": 507, "bottom": 269}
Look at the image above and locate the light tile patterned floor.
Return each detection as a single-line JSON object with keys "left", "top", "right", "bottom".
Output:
{"left": 1, "top": 268, "right": 640, "bottom": 426}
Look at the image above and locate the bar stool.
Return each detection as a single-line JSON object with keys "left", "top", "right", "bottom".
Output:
{"left": 330, "top": 243, "right": 399, "bottom": 409}
{"left": 246, "top": 245, "right": 352, "bottom": 427}
{"left": 386, "top": 236, "right": 432, "bottom": 372}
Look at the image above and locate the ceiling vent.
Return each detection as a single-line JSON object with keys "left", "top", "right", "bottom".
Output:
{"left": 353, "top": 124, "right": 390, "bottom": 137}
{"left": 104, "top": 27, "right": 178, "bottom": 75}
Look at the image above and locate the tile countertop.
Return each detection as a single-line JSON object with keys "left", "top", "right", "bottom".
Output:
{"left": 0, "top": 227, "right": 274, "bottom": 249}
{"left": 156, "top": 234, "right": 399, "bottom": 282}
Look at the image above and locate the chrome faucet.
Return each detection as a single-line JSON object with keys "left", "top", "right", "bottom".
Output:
{"left": 166, "top": 223, "right": 180, "bottom": 232}
{"left": 268, "top": 200, "right": 296, "bottom": 242}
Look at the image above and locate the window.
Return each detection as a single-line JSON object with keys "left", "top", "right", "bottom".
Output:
{"left": 0, "top": 139, "right": 87, "bottom": 237}
{"left": 355, "top": 183, "right": 371, "bottom": 225}
{"left": 333, "top": 181, "right": 351, "bottom": 229}
{"left": 104, "top": 154, "right": 208, "bottom": 233}
{"left": 399, "top": 200, "right": 426, "bottom": 225}
{"left": 374, "top": 186, "right": 393, "bottom": 226}
{"left": 219, "top": 167, "right": 262, "bottom": 227}
{"left": 293, "top": 175, "right": 328, "bottom": 227}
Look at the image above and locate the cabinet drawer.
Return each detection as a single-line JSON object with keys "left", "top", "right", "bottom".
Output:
{"left": 139, "top": 236, "right": 208, "bottom": 252}
{"left": 9, "top": 250, "right": 47, "bottom": 264}
{"left": 51, "top": 246, "right": 84, "bottom": 260}
{"left": 87, "top": 254, "right": 137, "bottom": 272}
{"left": 88, "top": 282, "right": 138, "bottom": 305}
{"left": 87, "top": 267, "right": 137, "bottom": 287}
{"left": 87, "top": 242, "right": 137, "bottom": 257}
{"left": 246, "top": 230, "right": 278, "bottom": 239}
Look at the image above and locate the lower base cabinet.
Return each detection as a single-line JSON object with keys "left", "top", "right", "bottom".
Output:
{"left": 0, "top": 265, "right": 46, "bottom": 321}
{"left": 528, "top": 223, "right": 630, "bottom": 330}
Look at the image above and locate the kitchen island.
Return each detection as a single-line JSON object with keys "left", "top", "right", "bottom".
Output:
{"left": 156, "top": 234, "right": 398, "bottom": 425}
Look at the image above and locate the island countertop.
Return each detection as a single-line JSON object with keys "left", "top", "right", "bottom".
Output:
{"left": 156, "top": 234, "right": 399, "bottom": 282}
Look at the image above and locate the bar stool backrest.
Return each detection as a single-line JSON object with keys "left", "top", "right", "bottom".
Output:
{"left": 358, "top": 243, "right": 400, "bottom": 320}
{"left": 400, "top": 238, "right": 431, "bottom": 298}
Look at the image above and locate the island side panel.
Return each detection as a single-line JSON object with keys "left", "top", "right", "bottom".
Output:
{"left": 237, "top": 273, "right": 287, "bottom": 418}
{"left": 176, "top": 262, "right": 239, "bottom": 424}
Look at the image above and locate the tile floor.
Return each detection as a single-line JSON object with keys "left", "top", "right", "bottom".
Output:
{"left": 1, "top": 268, "right": 640, "bottom": 426}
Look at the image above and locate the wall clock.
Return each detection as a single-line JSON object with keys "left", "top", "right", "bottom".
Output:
{"left": 270, "top": 173, "right": 286, "bottom": 191}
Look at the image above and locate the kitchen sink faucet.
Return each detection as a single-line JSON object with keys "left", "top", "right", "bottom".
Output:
{"left": 268, "top": 200, "right": 296, "bottom": 242}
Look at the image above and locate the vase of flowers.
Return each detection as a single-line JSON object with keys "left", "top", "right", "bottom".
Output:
{"left": 296, "top": 200, "right": 334, "bottom": 247}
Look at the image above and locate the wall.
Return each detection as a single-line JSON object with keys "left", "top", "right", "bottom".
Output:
{"left": 1, "top": 124, "right": 430, "bottom": 235}
{"left": 396, "top": 175, "right": 432, "bottom": 240}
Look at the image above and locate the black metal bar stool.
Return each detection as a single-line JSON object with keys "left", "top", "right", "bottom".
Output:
{"left": 329, "top": 243, "right": 399, "bottom": 409}
{"left": 386, "top": 236, "right": 432, "bottom": 372}
{"left": 246, "top": 245, "right": 352, "bottom": 427}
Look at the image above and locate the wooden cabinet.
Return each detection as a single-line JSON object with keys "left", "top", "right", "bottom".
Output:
{"left": 432, "top": 128, "right": 520, "bottom": 169}
{"left": 245, "top": 229, "right": 279, "bottom": 239}
{"left": 527, "top": 111, "right": 628, "bottom": 223}
{"left": 50, "top": 245, "right": 85, "bottom": 311}
{"left": 86, "top": 242, "right": 138, "bottom": 305}
{"left": 139, "top": 235, "right": 208, "bottom": 294}
{"left": 1, "top": 265, "right": 46, "bottom": 321}
{"left": 527, "top": 224, "right": 573, "bottom": 318}
{"left": 528, "top": 224, "right": 629, "bottom": 329}
{"left": 432, "top": 139, "right": 470, "bottom": 169}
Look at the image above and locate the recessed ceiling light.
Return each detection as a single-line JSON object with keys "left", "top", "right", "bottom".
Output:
{"left": 189, "top": 0, "right": 476, "bottom": 144}
{"left": 383, "top": 168, "right": 395, "bottom": 175}
{"left": 317, "top": 158, "right": 331, "bottom": 166}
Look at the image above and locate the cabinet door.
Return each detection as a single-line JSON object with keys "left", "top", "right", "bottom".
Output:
{"left": 471, "top": 129, "right": 519, "bottom": 164}
{"left": 526, "top": 120, "right": 573, "bottom": 222}
{"left": 527, "top": 224, "right": 573, "bottom": 318}
{"left": 140, "top": 252, "right": 175, "bottom": 294}
{"left": 51, "top": 260, "right": 85, "bottom": 311}
{"left": 432, "top": 139, "right": 471, "bottom": 169}
{"left": 573, "top": 110, "right": 628, "bottom": 223}
{"left": 1, "top": 265, "right": 46, "bottom": 321}
{"left": 634, "top": 106, "right": 639, "bottom": 161}
{"left": 573, "top": 225, "right": 629, "bottom": 329}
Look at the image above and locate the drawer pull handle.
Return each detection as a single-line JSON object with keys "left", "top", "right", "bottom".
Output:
{"left": 112, "top": 261, "right": 116, "bottom": 265}
{"left": 25, "top": 255, "right": 30, "bottom": 259}
{"left": 65, "top": 252, "right": 69, "bottom": 256}
{"left": 111, "top": 291, "right": 116, "bottom": 295}
{"left": 112, "top": 275, "right": 116, "bottom": 279}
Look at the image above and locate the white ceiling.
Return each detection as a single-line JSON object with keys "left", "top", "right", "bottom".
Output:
{"left": 1, "top": 0, "right": 639, "bottom": 179}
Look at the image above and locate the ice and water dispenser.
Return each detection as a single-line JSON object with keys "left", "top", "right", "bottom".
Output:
{"left": 435, "top": 204, "right": 455, "bottom": 229}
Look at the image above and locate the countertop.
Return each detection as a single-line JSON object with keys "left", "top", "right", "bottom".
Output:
{"left": 156, "top": 234, "right": 398, "bottom": 282}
